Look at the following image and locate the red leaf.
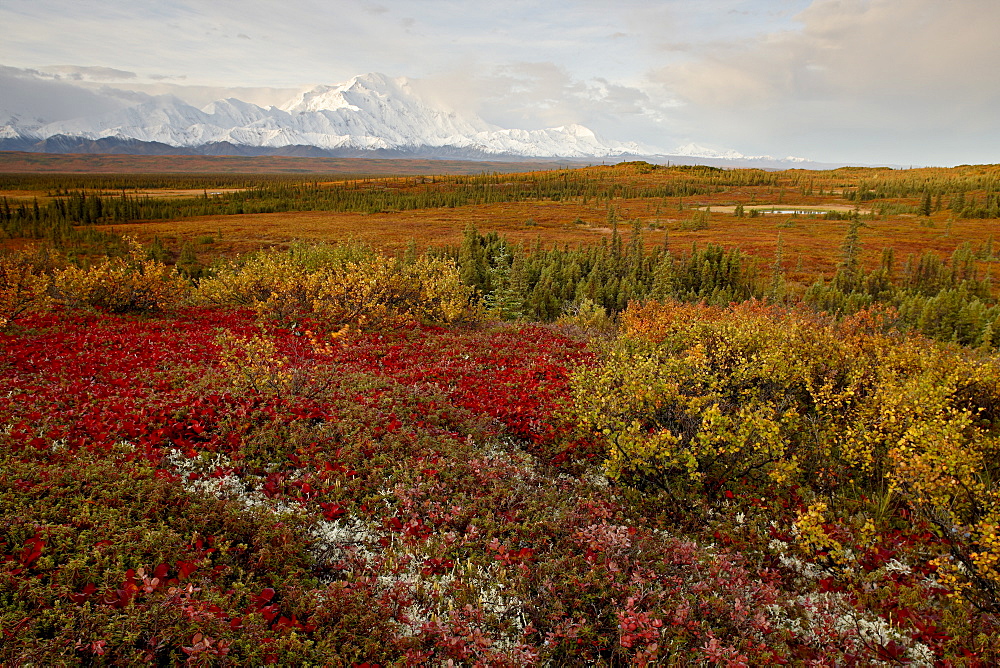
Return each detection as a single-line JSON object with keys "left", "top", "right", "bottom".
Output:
{"left": 69, "top": 583, "right": 97, "bottom": 604}
{"left": 260, "top": 604, "right": 280, "bottom": 622}
{"left": 320, "top": 502, "right": 346, "bottom": 521}
{"left": 176, "top": 560, "right": 198, "bottom": 580}
{"left": 19, "top": 536, "right": 44, "bottom": 566}
{"left": 251, "top": 587, "right": 276, "bottom": 609}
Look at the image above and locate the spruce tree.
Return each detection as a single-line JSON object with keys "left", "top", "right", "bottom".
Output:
{"left": 650, "top": 255, "right": 674, "bottom": 300}
{"left": 458, "top": 224, "right": 488, "bottom": 292}
{"left": 834, "top": 219, "right": 864, "bottom": 293}
{"left": 484, "top": 245, "right": 525, "bottom": 320}
{"left": 627, "top": 219, "right": 643, "bottom": 270}
{"left": 770, "top": 233, "right": 785, "bottom": 302}
{"left": 402, "top": 238, "right": 418, "bottom": 265}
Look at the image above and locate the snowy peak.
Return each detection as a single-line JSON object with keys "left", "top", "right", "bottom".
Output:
{"left": 281, "top": 73, "right": 409, "bottom": 113}
{"left": 202, "top": 97, "right": 271, "bottom": 118}
{"left": 671, "top": 142, "right": 808, "bottom": 164}
{"left": 277, "top": 72, "right": 495, "bottom": 144}
{"left": 6, "top": 72, "right": 642, "bottom": 159}
{"left": 552, "top": 124, "right": 597, "bottom": 139}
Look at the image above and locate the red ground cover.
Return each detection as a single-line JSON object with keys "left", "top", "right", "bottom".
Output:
{"left": 0, "top": 308, "right": 994, "bottom": 665}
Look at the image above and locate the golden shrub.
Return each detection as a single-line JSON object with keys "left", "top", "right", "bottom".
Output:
{"left": 55, "top": 239, "right": 189, "bottom": 313}
{"left": 794, "top": 501, "right": 846, "bottom": 564}
{"left": 0, "top": 250, "right": 55, "bottom": 328}
{"left": 573, "top": 298, "right": 1000, "bottom": 610}
{"left": 196, "top": 242, "right": 476, "bottom": 329}
{"left": 216, "top": 331, "right": 295, "bottom": 396}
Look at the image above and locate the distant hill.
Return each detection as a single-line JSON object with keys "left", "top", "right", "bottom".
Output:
{"left": 0, "top": 150, "right": 581, "bottom": 175}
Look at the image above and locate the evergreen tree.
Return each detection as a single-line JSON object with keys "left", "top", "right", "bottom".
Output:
{"left": 610, "top": 218, "right": 623, "bottom": 262}
{"left": 650, "top": 254, "right": 674, "bottom": 300}
{"left": 770, "top": 233, "right": 785, "bottom": 302}
{"left": 834, "top": 219, "right": 864, "bottom": 292}
{"left": 147, "top": 236, "right": 169, "bottom": 263}
{"left": 484, "top": 244, "right": 524, "bottom": 320}
{"left": 177, "top": 241, "right": 202, "bottom": 280}
{"left": 402, "top": 238, "right": 418, "bottom": 265}
{"left": 880, "top": 247, "right": 895, "bottom": 277}
{"left": 979, "top": 321, "right": 995, "bottom": 350}
{"left": 458, "top": 224, "right": 488, "bottom": 293}
{"left": 627, "top": 219, "right": 644, "bottom": 271}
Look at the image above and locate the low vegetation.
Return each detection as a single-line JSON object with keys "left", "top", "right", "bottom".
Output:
{"left": 3, "top": 159, "right": 1000, "bottom": 663}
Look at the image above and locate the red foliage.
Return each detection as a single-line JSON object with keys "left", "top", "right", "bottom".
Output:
{"left": 1, "top": 306, "right": 996, "bottom": 664}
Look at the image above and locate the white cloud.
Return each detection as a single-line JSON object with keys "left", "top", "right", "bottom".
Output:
{"left": 649, "top": 0, "right": 1000, "bottom": 163}
{"left": 36, "top": 65, "right": 138, "bottom": 81}
{"left": 0, "top": 66, "right": 136, "bottom": 124}
{"left": 409, "top": 63, "right": 674, "bottom": 150}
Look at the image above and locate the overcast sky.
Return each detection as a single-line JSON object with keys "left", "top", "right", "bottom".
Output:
{"left": 2, "top": 0, "right": 998, "bottom": 166}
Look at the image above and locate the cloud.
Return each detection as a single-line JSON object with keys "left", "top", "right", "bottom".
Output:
{"left": 0, "top": 66, "right": 136, "bottom": 124}
{"left": 0, "top": 64, "right": 302, "bottom": 116}
{"left": 641, "top": 0, "right": 1000, "bottom": 163}
{"left": 37, "top": 65, "right": 137, "bottom": 81}
{"left": 667, "top": 1, "right": 997, "bottom": 105}
{"left": 88, "top": 82, "right": 301, "bottom": 109}
{"left": 410, "top": 63, "right": 672, "bottom": 150}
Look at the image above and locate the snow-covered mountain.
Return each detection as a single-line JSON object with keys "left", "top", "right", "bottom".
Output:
{"left": 669, "top": 143, "right": 808, "bottom": 164}
{"left": 1, "top": 73, "right": 644, "bottom": 159}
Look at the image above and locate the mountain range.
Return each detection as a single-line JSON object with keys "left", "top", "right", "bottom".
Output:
{"left": 0, "top": 72, "right": 835, "bottom": 167}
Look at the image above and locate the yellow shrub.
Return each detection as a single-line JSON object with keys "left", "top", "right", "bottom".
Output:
{"left": 886, "top": 365, "right": 1000, "bottom": 612}
{"left": 217, "top": 332, "right": 295, "bottom": 396}
{"left": 197, "top": 242, "right": 476, "bottom": 329}
{"left": 0, "top": 250, "right": 55, "bottom": 328}
{"left": 794, "top": 501, "right": 846, "bottom": 564}
{"left": 575, "top": 298, "right": 1000, "bottom": 610}
{"left": 571, "top": 311, "right": 804, "bottom": 497}
{"left": 55, "top": 239, "right": 189, "bottom": 313}
{"left": 553, "top": 298, "right": 615, "bottom": 336}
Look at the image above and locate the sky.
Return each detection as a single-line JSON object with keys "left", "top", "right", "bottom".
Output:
{"left": 1, "top": 0, "right": 998, "bottom": 166}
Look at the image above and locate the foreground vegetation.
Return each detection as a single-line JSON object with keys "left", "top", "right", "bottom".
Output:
{"left": 3, "top": 159, "right": 1000, "bottom": 663}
